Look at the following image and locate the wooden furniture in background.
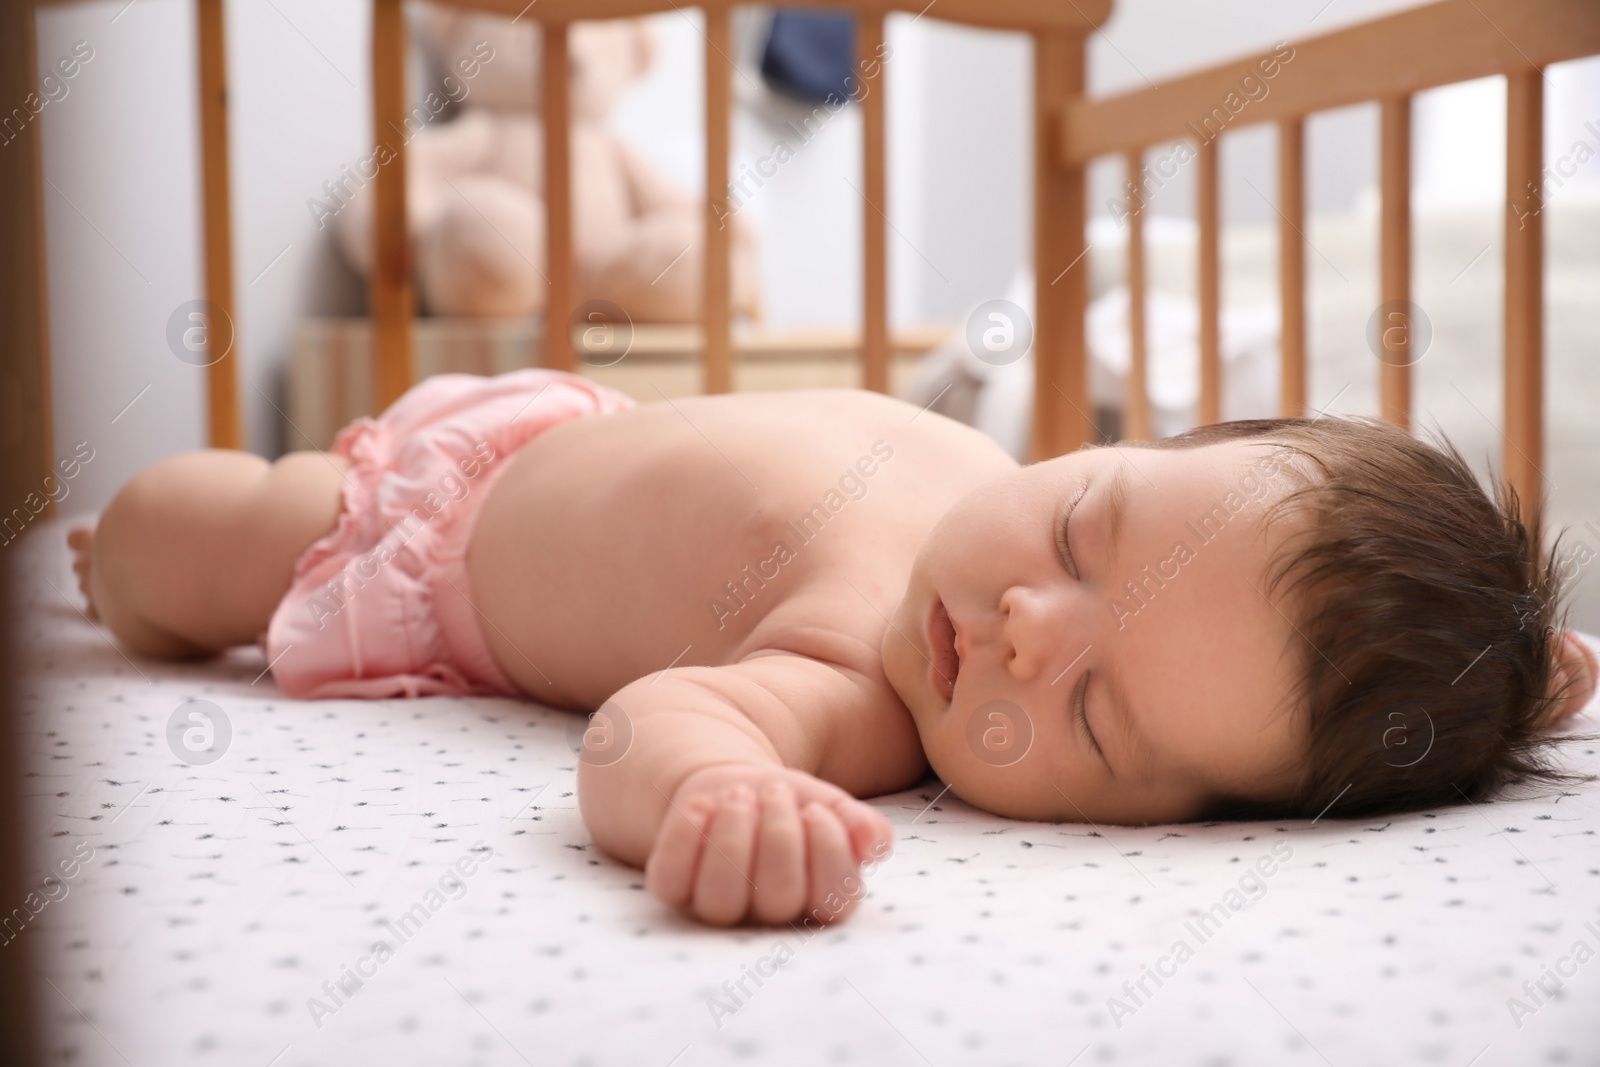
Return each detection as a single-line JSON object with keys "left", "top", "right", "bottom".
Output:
{"left": 288, "top": 318, "right": 950, "bottom": 451}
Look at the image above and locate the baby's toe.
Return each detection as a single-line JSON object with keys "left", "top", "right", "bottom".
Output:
{"left": 66, "top": 526, "right": 99, "bottom": 618}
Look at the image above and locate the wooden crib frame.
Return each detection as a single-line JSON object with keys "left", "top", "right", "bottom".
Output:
{"left": 6, "top": 0, "right": 1600, "bottom": 522}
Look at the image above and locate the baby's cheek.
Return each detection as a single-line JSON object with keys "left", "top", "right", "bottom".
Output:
{"left": 927, "top": 714, "right": 1022, "bottom": 811}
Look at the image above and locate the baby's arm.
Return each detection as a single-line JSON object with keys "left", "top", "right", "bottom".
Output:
{"left": 577, "top": 653, "right": 895, "bottom": 926}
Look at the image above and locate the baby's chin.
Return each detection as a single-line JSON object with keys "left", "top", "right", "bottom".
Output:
{"left": 921, "top": 742, "right": 1043, "bottom": 825}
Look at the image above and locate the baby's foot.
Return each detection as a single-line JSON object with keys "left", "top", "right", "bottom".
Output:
{"left": 67, "top": 524, "right": 98, "bottom": 620}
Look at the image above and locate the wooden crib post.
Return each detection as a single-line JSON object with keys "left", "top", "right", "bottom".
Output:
{"left": 858, "top": 10, "right": 889, "bottom": 394}
{"left": 197, "top": 0, "right": 241, "bottom": 447}
{"left": 542, "top": 21, "right": 576, "bottom": 373}
{"left": 5, "top": 7, "right": 59, "bottom": 1035}
{"left": 1504, "top": 67, "right": 1545, "bottom": 521}
{"left": 1031, "top": 30, "right": 1091, "bottom": 460}
{"left": 1379, "top": 94, "right": 1412, "bottom": 428}
{"left": 1123, "top": 149, "right": 1151, "bottom": 440}
{"left": 3, "top": 0, "right": 54, "bottom": 526}
{"left": 1196, "top": 134, "right": 1220, "bottom": 426}
{"left": 703, "top": 5, "right": 733, "bottom": 394}
{"left": 1278, "top": 118, "right": 1306, "bottom": 418}
{"left": 371, "top": 0, "right": 415, "bottom": 408}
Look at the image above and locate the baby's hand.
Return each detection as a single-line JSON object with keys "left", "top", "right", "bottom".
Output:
{"left": 645, "top": 764, "right": 894, "bottom": 927}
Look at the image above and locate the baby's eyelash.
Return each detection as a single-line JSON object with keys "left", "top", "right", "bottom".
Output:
{"left": 1056, "top": 484, "right": 1087, "bottom": 577}
{"left": 1073, "top": 671, "right": 1101, "bottom": 757}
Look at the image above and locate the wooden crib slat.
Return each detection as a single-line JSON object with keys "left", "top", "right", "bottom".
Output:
{"left": 859, "top": 11, "right": 889, "bottom": 394}
{"left": 1504, "top": 68, "right": 1545, "bottom": 519}
{"left": 542, "top": 22, "right": 575, "bottom": 373}
{"left": 198, "top": 0, "right": 240, "bottom": 447}
{"left": 1379, "top": 95, "right": 1412, "bottom": 428}
{"left": 1061, "top": 0, "right": 1600, "bottom": 167}
{"left": 703, "top": 6, "right": 732, "bottom": 394}
{"left": 1197, "top": 135, "right": 1220, "bottom": 426}
{"left": 1278, "top": 118, "right": 1306, "bottom": 418}
{"left": 1030, "top": 31, "right": 1092, "bottom": 459}
{"left": 371, "top": 0, "right": 414, "bottom": 408}
{"left": 1123, "top": 150, "right": 1150, "bottom": 440}
{"left": 3, "top": 1, "right": 55, "bottom": 527}
{"left": 6, "top": 10, "right": 57, "bottom": 1048}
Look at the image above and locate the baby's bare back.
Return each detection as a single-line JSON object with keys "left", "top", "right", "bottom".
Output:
{"left": 467, "top": 388, "right": 1015, "bottom": 710}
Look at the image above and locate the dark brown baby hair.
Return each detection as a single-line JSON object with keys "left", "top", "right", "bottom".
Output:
{"left": 1131, "top": 415, "right": 1595, "bottom": 821}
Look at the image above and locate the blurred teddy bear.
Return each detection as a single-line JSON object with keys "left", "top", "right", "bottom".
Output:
{"left": 332, "top": 10, "right": 761, "bottom": 323}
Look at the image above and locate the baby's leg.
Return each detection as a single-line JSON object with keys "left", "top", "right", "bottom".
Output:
{"left": 85, "top": 450, "right": 349, "bottom": 657}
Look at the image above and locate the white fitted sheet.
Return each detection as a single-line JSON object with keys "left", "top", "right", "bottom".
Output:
{"left": 10, "top": 520, "right": 1600, "bottom": 1066}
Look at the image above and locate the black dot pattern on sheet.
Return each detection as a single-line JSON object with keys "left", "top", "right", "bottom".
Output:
{"left": 12, "top": 522, "right": 1600, "bottom": 1065}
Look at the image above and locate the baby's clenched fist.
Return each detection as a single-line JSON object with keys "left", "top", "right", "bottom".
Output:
{"left": 644, "top": 764, "right": 893, "bottom": 927}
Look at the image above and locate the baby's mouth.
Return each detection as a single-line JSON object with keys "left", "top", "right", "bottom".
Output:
{"left": 928, "top": 598, "right": 960, "bottom": 704}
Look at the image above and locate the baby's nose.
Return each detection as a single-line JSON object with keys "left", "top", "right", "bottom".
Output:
{"left": 998, "top": 586, "right": 1055, "bottom": 682}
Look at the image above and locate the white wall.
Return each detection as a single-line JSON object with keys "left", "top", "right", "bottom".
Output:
{"left": 37, "top": 0, "right": 205, "bottom": 520}
{"left": 37, "top": 0, "right": 369, "bottom": 519}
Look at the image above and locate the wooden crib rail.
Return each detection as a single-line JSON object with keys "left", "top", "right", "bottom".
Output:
{"left": 433, "top": 0, "right": 1112, "bottom": 33}
{"left": 1061, "top": 0, "right": 1599, "bottom": 163}
{"left": 1058, "top": 0, "right": 1600, "bottom": 517}
{"left": 361, "top": 0, "right": 1109, "bottom": 450}
{"left": 18, "top": 0, "right": 1108, "bottom": 466}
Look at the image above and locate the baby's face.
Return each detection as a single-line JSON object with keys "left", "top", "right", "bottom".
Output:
{"left": 884, "top": 439, "right": 1309, "bottom": 825}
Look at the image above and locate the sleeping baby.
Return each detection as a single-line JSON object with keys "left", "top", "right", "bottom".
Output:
{"left": 69, "top": 369, "right": 1597, "bottom": 927}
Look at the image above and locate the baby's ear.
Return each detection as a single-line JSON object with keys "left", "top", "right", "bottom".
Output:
{"left": 1542, "top": 630, "right": 1598, "bottom": 728}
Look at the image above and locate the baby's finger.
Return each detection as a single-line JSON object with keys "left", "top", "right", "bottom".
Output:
{"left": 802, "top": 802, "right": 861, "bottom": 925}
{"left": 645, "top": 796, "right": 713, "bottom": 908}
{"left": 831, "top": 800, "right": 894, "bottom": 866}
{"left": 692, "top": 786, "right": 758, "bottom": 926}
{"left": 784, "top": 771, "right": 857, "bottom": 811}
{"left": 750, "top": 781, "right": 806, "bottom": 924}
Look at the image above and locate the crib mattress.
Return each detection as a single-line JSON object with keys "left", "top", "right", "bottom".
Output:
{"left": 11, "top": 521, "right": 1600, "bottom": 1066}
